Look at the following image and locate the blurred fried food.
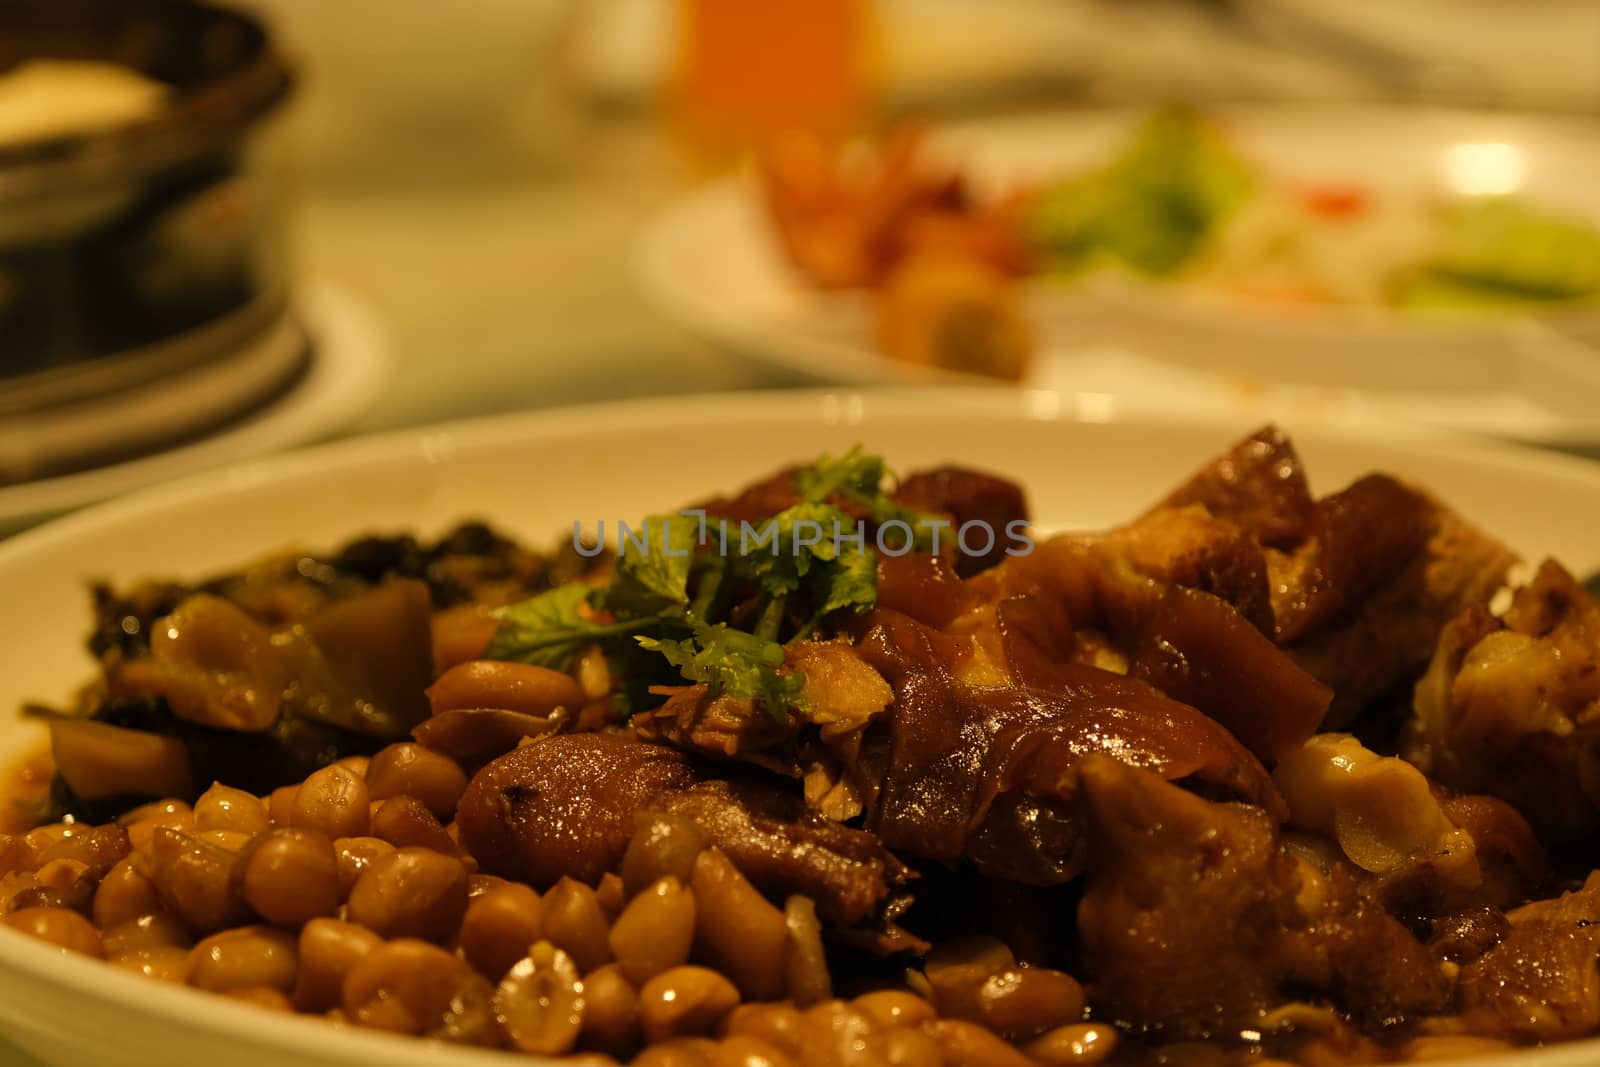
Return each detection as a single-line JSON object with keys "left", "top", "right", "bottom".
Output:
{"left": 758, "top": 126, "right": 1035, "bottom": 377}
{"left": 875, "top": 254, "right": 1031, "bottom": 381}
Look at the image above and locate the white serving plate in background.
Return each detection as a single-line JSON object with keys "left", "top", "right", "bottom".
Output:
{"left": 635, "top": 106, "right": 1600, "bottom": 444}
{"left": 1, "top": 389, "right": 1599, "bottom": 1067}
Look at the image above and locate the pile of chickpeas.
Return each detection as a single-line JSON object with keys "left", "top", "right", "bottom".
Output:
{"left": 0, "top": 741, "right": 1116, "bottom": 1067}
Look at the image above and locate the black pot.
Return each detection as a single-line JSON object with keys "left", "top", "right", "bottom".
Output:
{"left": 0, "top": 0, "right": 295, "bottom": 405}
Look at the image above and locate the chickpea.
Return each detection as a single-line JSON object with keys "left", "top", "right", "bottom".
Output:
{"left": 610, "top": 876, "right": 696, "bottom": 986}
{"left": 459, "top": 882, "right": 544, "bottom": 981}
{"left": 187, "top": 925, "right": 299, "bottom": 993}
{"left": 334, "top": 755, "right": 371, "bottom": 778}
{"left": 721, "top": 1004, "right": 804, "bottom": 1050}
{"left": 621, "top": 813, "right": 708, "bottom": 898}
{"left": 1025, "top": 1023, "right": 1119, "bottom": 1067}
{"left": 94, "top": 858, "right": 163, "bottom": 929}
{"left": 120, "top": 800, "right": 193, "bottom": 851}
{"left": 3, "top": 906, "right": 103, "bottom": 957}
{"left": 103, "top": 912, "right": 191, "bottom": 956}
{"left": 976, "top": 967, "right": 1086, "bottom": 1041}
{"left": 852, "top": 990, "right": 936, "bottom": 1029}
{"left": 196, "top": 830, "right": 254, "bottom": 854}
{"left": 467, "top": 873, "right": 510, "bottom": 898}
{"left": 20, "top": 824, "right": 73, "bottom": 865}
{"left": 365, "top": 744, "right": 467, "bottom": 821}
{"left": 882, "top": 1026, "right": 945, "bottom": 1067}
{"left": 343, "top": 938, "right": 494, "bottom": 1040}
{"left": 139, "top": 827, "right": 246, "bottom": 934}
{"left": 111, "top": 945, "right": 190, "bottom": 982}
{"left": 193, "top": 783, "right": 270, "bottom": 835}
{"left": 923, "top": 937, "right": 1016, "bottom": 1022}
{"left": 638, "top": 966, "right": 740, "bottom": 1043}
{"left": 691, "top": 849, "right": 786, "bottom": 1000}
{"left": 293, "top": 917, "right": 383, "bottom": 1013}
{"left": 35, "top": 824, "right": 129, "bottom": 873}
{"left": 581, "top": 963, "right": 642, "bottom": 1057}
{"left": 345, "top": 846, "right": 468, "bottom": 942}
{"left": 239, "top": 828, "right": 341, "bottom": 929}
{"left": 711, "top": 1035, "right": 797, "bottom": 1067}
{"left": 333, "top": 837, "right": 395, "bottom": 899}
{"left": 368, "top": 796, "right": 457, "bottom": 855}
{"left": 427, "top": 659, "right": 584, "bottom": 719}
{"left": 0, "top": 835, "right": 28, "bottom": 877}
{"left": 493, "top": 941, "right": 586, "bottom": 1055}
{"left": 266, "top": 786, "right": 298, "bottom": 828}
{"left": 290, "top": 765, "right": 370, "bottom": 839}
{"left": 543, "top": 877, "right": 615, "bottom": 974}
{"left": 120, "top": 799, "right": 191, "bottom": 825}
{"left": 633, "top": 1041, "right": 716, "bottom": 1067}
{"left": 922, "top": 1019, "right": 1036, "bottom": 1067}
{"left": 794, "top": 1002, "right": 880, "bottom": 1066}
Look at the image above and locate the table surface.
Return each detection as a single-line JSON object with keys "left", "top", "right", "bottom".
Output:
{"left": 302, "top": 126, "right": 790, "bottom": 442}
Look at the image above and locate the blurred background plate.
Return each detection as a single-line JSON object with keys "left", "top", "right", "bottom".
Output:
{"left": 636, "top": 104, "right": 1600, "bottom": 445}
{"left": 0, "top": 281, "right": 390, "bottom": 533}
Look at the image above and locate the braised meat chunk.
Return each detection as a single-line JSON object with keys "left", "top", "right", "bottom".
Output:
{"left": 1408, "top": 559, "right": 1600, "bottom": 850}
{"left": 456, "top": 732, "right": 913, "bottom": 938}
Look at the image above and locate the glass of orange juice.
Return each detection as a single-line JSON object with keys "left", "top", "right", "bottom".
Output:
{"left": 675, "top": 0, "right": 872, "bottom": 154}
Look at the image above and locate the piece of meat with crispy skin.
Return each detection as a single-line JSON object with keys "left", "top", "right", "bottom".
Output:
{"left": 1459, "top": 872, "right": 1600, "bottom": 1042}
{"left": 892, "top": 466, "right": 1029, "bottom": 575}
{"left": 1076, "top": 755, "right": 1454, "bottom": 1039}
{"left": 1130, "top": 584, "right": 1331, "bottom": 764}
{"left": 1155, "top": 424, "right": 1316, "bottom": 548}
{"left": 1278, "top": 480, "right": 1516, "bottom": 729}
{"left": 455, "top": 732, "right": 913, "bottom": 939}
{"left": 1076, "top": 754, "right": 1306, "bottom": 1037}
{"left": 854, "top": 611, "right": 1284, "bottom": 885}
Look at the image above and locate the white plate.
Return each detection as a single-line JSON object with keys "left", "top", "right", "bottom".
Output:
{"left": 0, "top": 389, "right": 1599, "bottom": 1067}
{"left": 0, "top": 281, "right": 392, "bottom": 533}
{"left": 635, "top": 106, "right": 1600, "bottom": 445}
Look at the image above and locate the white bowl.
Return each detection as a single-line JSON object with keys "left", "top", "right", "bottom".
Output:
{"left": 1, "top": 389, "right": 1598, "bottom": 1067}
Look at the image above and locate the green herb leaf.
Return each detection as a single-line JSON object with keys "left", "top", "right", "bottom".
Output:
{"left": 796, "top": 447, "right": 888, "bottom": 505}
{"left": 815, "top": 546, "right": 877, "bottom": 618}
{"left": 486, "top": 584, "right": 664, "bottom": 670}
{"left": 638, "top": 619, "right": 806, "bottom": 721}
{"left": 597, "top": 513, "right": 701, "bottom": 617}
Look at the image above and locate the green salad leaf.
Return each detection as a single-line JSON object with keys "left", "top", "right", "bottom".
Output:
{"left": 1395, "top": 196, "right": 1600, "bottom": 309}
{"left": 1028, "top": 105, "right": 1256, "bottom": 277}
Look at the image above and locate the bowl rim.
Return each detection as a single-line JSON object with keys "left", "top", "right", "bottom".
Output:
{"left": 4, "top": 387, "right": 1600, "bottom": 1067}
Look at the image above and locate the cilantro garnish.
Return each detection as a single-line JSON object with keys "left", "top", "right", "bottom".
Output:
{"left": 484, "top": 449, "right": 926, "bottom": 719}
